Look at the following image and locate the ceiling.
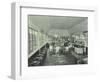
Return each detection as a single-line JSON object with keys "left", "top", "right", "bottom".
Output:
{"left": 48, "top": 16, "right": 86, "bottom": 29}
{"left": 28, "top": 15, "right": 87, "bottom": 35}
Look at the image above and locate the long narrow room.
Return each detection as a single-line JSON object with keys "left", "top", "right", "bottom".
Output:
{"left": 28, "top": 15, "right": 88, "bottom": 66}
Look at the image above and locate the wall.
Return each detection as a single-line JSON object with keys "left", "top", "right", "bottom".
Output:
{"left": 48, "top": 29, "right": 70, "bottom": 36}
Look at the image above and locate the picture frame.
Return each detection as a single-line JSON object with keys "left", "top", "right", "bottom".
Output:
{"left": 11, "top": 2, "right": 96, "bottom": 80}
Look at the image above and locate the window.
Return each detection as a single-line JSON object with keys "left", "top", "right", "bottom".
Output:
{"left": 28, "top": 27, "right": 38, "bottom": 54}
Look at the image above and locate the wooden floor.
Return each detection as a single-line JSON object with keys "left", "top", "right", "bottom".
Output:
{"left": 43, "top": 50, "right": 77, "bottom": 66}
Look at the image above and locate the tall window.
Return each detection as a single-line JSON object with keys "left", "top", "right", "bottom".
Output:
{"left": 28, "top": 27, "right": 38, "bottom": 54}
{"left": 28, "top": 27, "right": 48, "bottom": 55}
{"left": 28, "top": 28, "right": 33, "bottom": 54}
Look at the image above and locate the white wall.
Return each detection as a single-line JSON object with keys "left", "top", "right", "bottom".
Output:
{"left": 48, "top": 29, "right": 70, "bottom": 36}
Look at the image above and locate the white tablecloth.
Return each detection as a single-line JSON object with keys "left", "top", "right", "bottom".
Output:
{"left": 75, "top": 47, "right": 83, "bottom": 54}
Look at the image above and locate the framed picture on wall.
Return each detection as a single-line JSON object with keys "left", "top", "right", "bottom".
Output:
{"left": 11, "top": 2, "right": 96, "bottom": 80}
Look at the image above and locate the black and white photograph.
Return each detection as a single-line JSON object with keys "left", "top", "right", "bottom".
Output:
{"left": 10, "top": 2, "right": 97, "bottom": 79}
{"left": 28, "top": 15, "right": 88, "bottom": 66}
